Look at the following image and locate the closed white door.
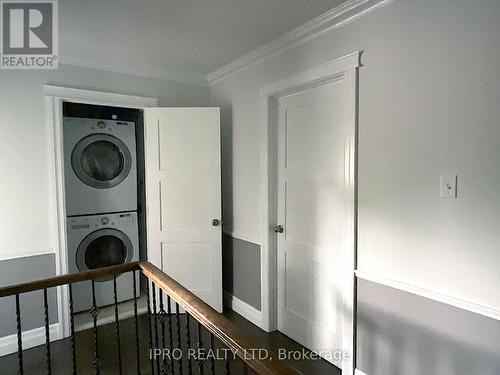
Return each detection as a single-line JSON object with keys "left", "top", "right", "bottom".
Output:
{"left": 144, "top": 108, "right": 222, "bottom": 312}
{"left": 276, "top": 79, "right": 350, "bottom": 367}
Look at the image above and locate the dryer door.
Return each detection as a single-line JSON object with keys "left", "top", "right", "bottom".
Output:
{"left": 72, "top": 133, "right": 132, "bottom": 189}
{"left": 76, "top": 228, "right": 134, "bottom": 281}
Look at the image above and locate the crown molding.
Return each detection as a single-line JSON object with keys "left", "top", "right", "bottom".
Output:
{"left": 206, "top": 0, "right": 393, "bottom": 86}
{"left": 59, "top": 55, "right": 209, "bottom": 87}
{"left": 58, "top": 0, "right": 393, "bottom": 88}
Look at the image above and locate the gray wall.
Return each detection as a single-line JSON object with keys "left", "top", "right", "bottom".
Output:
{"left": 209, "top": 0, "right": 500, "bottom": 372}
{"left": 222, "top": 235, "right": 261, "bottom": 310}
{"left": 0, "top": 254, "right": 58, "bottom": 337}
{"left": 357, "top": 279, "right": 500, "bottom": 375}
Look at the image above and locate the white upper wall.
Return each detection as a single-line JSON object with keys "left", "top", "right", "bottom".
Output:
{"left": 209, "top": 0, "right": 500, "bottom": 312}
{"left": 0, "top": 65, "right": 209, "bottom": 259}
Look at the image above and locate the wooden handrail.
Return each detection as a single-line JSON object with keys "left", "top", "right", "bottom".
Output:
{"left": 139, "top": 262, "right": 301, "bottom": 375}
{"left": 0, "top": 261, "right": 301, "bottom": 374}
{"left": 0, "top": 262, "right": 141, "bottom": 297}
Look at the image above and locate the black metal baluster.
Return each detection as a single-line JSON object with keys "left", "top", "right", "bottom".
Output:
{"left": 113, "top": 276, "right": 123, "bottom": 375}
{"left": 225, "top": 356, "right": 230, "bottom": 375}
{"left": 175, "top": 303, "right": 182, "bottom": 375}
{"left": 146, "top": 281, "right": 155, "bottom": 375}
{"left": 68, "top": 284, "right": 77, "bottom": 375}
{"left": 43, "top": 289, "right": 52, "bottom": 374}
{"left": 167, "top": 296, "right": 175, "bottom": 374}
{"left": 15, "top": 294, "right": 23, "bottom": 375}
{"left": 209, "top": 334, "right": 215, "bottom": 375}
{"left": 90, "top": 280, "right": 101, "bottom": 374}
{"left": 185, "top": 314, "right": 193, "bottom": 375}
{"left": 133, "top": 270, "right": 141, "bottom": 374}
{"left": 197, "top": 322, "right": 204, "bottom": 375}
{"left": 158, "top": 290, "right": 168, "bottom": 374}
{"left": 152, "top": 283, "right": 161, "bottom": 375}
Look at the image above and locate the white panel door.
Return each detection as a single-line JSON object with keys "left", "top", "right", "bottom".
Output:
{"left": 145, "top": 108, "right": 222, "bottom": 312}
{"left": 277, "top": 79, "right": 349, "bottom": 367}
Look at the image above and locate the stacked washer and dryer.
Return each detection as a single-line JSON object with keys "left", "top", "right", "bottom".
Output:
{"left": 64, "top": 117, "right": 140, "bottom": 312}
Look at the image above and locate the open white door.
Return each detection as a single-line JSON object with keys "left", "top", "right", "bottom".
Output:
{"left": 144, "top": 108, "right": 222, "bottom": 312}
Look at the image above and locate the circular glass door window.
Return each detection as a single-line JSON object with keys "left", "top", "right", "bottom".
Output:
{"left": 84, "top": 235, "right": 126, "bottom": 269}
{"left": 76, "top": 229, "right": 133, "bottom": 281}
{"left": 72, "top": 134, "right": 132, "bottom": 189}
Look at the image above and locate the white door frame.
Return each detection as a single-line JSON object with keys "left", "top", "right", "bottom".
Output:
{"left": 44, "top": 85, "right": 158, "bottom": 338}
{"left": 259, "top": 51, "right": 359, "bottom": 374}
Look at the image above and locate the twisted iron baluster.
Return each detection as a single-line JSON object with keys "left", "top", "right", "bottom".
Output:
{"left": 90, "top": 280, "right": 102, "bottom": 374}
{"left": 225, "top": 357, "right": 230, "bottom": 375}
{"left": 113, "top": 276, "right": 123, "bottom": 375}
{"left": 146, "top": 281, "right": 155, "bottom": 375}
{"left": 15, "top": 294, "right": 23, "bottom": 375}
{"left": 167, "top": 296, "right": 175, "bottom": 374}
{"left": 152, "top": 283, "right": 161, "bottom": 375}
{"left": 175, "top": 302, "right": 182, "bottom": 375}
{"left": 68, "top": 284, "right": 77, "bottom": 375}
{"left": 133, "top": 270, "right": 141, "bottom": 374}
{"left": 185, "top": 314, "right": 193, "bottom": 375}
{"left": 43, "top": 288, "right": 52, "bottom": 374}
{"left": 158, "top": 290, "right": 168, "bottom": 374}
{"left": 209, "top": 333, "right": 215, "bottom": 375}
{"left": 197, "top": 322, "right": 204, "bottom": 375}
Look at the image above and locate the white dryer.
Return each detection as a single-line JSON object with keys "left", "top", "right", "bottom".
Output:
{"left": 67, "top": 212, "right": 139, "bottom": 312}
{"left": 63, "top": 117, "right": 137, "bottom": 216}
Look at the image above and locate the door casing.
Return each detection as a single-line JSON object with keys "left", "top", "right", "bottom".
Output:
{"left": 258, "top": 51, "right": 359, "bottom": 374}
{"left": 45, "top": 85, "right": 158, "bottom": 339}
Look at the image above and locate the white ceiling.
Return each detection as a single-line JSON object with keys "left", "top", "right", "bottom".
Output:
{"left": 60, "top": 0, "right": 347, "bottom": 82}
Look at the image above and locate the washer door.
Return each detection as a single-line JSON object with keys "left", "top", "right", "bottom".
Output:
{"left": 72, "top": 133, "right": 132, "bottom": 189}
{"left": 76, "top": 228, "right": 134, "bottom": 281}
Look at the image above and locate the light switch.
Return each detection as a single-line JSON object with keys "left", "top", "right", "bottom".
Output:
{"left": 440, "top": 174, "right": 457, "bottom": 199}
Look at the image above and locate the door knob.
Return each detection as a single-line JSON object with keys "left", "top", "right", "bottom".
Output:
{"left": 212, "top": 219, "right": 220, "bottom": 227}
{"left": 274, "top": 225, "right": 284, "bottom": 233}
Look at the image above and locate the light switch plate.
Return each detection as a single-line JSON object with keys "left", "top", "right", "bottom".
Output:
{"left": 440, "top": 174, "right": 458, "bottom": 199}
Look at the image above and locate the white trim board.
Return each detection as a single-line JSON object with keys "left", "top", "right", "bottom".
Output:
{"left": 355, "top": 270, "right": 500, "bottom": 322}
{"left": 44, "top": 85, "right": 158, "bottom": 108}
{"left": 60, "top": 56, "right": 208, "bottom": 87}
{"left": 207, "top": 0, "right": 391, "bottom": 85}
{"left": 0, "top": 249, "right": 54, "bottom": 262}
{"left": 259, "top": 51, "right": 360, "bottom": 97}
{"left": 355, "top": 369, "right": 369, "bottom": 375}
{"left": 224, "top": 291, "right": 264, "bottom": 329}
{"left": 45, "top": 86, "right": 159, "bottom": 340}
{"left": 0, "top": 323, "right": 62, "bottom": 357}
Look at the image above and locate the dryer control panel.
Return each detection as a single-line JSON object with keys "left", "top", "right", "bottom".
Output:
{"left": 69, "top": 212, "right": 137, "bottom": 230}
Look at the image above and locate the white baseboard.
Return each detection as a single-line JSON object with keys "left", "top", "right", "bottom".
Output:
{"left": 0, "top": 323, "right": 62, "bottom": 357}
{"left": 75, "top": 306, "right": 148, "bottom": 332}
{"left": 224, "top": 291, "right": 264, "bottom": 329}
{"left": 355, "top": 369, "right": 369, "bottom": 375}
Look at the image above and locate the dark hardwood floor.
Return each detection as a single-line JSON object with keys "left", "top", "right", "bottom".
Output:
{"left": 223, "top": 310, "right": 341, "bottom": 375}
{"left": 0, "top": 310, "right": 340, "bottom": 375}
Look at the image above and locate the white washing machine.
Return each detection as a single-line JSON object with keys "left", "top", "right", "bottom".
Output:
{"left": 67, "top": 212, "right": 140, "bottom": 312}
{"left": 63, "top": 117, "right": 137, "bottom": 216}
